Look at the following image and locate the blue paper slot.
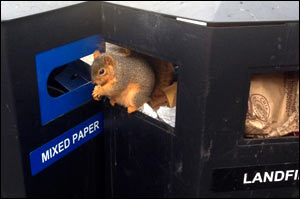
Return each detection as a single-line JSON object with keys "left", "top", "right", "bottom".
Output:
{"left": 35, "top": 34, "right": 104, "bottom": 125}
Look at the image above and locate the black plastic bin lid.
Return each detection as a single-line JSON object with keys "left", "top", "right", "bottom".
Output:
{"left": 2, "top": 1, "right": 299, "bottom": 23}
{"left": 105, "top": 1, "right": 299, "bottom": 24}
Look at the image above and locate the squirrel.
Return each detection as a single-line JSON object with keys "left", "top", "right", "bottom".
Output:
{"left": 91, "top": 43, "right": 176, "bottom": 113}
{"left": 91, "top": 43, "right": 155, "bottom": 113}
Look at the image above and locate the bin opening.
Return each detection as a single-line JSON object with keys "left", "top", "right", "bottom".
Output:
{"left": 102, "top": 42, "right": 178, "bottom": 128}
{"left": 47, "top": 54, "right": 94, "bottom": 97}
{"left": 245, "top": 71, "right": 299, "bottom": 138}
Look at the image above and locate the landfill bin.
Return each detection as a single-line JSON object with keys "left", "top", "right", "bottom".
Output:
{"left": 100, "top": 1, "right": 299, "bottom": 198}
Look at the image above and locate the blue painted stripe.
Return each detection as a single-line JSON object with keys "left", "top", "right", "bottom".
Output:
{"left": 30, "top": 112, "right": 103, "bottom": 176}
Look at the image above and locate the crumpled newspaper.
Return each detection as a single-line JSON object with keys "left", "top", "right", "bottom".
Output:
{"left": 245, "top": 71, "right": 299, "bottom": 138}
{"left": 139, "top": 80, "right": 177, "bottom": 127}
{"left": 138, "top": 103, "right": 176, "bottom": 127}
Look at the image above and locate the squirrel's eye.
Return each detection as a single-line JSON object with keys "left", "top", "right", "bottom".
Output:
{"left": 99, "top": 69, "right": 105, "bottom": 75}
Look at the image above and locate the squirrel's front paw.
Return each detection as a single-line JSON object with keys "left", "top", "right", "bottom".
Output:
{"left": 92, "top": 86, "right": 102, "bottom": 101}
{"left": 127, "top": 106, "right": 138, "bottom": 114}
{"left": 110, "top": 99, "right": 116, "bottom": 106}
{"left": 92, "top": 91, "right": 101, "bottom": 101}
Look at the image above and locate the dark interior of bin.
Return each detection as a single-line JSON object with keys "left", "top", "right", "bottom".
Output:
{"left": 47, "top": 59, "right": 92, "bottom": 97}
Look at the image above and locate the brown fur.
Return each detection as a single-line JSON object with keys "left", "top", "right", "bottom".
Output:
{"left": 93, "top": 50, "right": 100, "bottom": 59}
{"left": 113, "top": 83, "right": 140, "bottom": 108}
{"left": 115, "top": 46, "right": 176, "bottom": 110}
{"left": 91, "top": 44, "right": 155, "bottom": 113}
{"left": 149, "top": 60, "right": 175, "bottom": 110}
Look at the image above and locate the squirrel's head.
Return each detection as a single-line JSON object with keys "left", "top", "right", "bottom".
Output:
{"left": 91, "top": 50, "right": 115, "bottom": 86}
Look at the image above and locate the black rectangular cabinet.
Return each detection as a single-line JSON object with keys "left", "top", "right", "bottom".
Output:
{"left": 1, "top": 1, "right": 299, "bottom": 198}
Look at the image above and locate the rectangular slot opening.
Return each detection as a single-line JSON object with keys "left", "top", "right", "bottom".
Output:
{"left": 245, "top": 71, "right": 299, "bottom": 139}
{"left": 96, "top": 42, "right": 178, "bottom": 129}
{"left": 35, "top": 34, "right": 103, "bottom": 125}
{"left": 47, "top": 56, "right": 93, "bottom": 97}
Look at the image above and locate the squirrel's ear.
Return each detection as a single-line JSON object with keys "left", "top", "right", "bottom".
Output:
{"left": 103, "top": 54, "right": 115, "bottom": 67}
{"left": 93, "top": 50, "right": 101, "bottom": 59}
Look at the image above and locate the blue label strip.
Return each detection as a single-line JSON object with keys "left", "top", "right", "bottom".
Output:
{"left": 30, "top": 112, "right": 103, "bottom": 176}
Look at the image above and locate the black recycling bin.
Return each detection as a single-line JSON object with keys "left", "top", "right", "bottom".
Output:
{"left": 1, "top": 2, "right": 108, "bottom": 198}
{"left": 100, "top": 1, "right": 299, "bottom": 198}
{"left": 1, "top": 1, "right": 299, "bottom": 198}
